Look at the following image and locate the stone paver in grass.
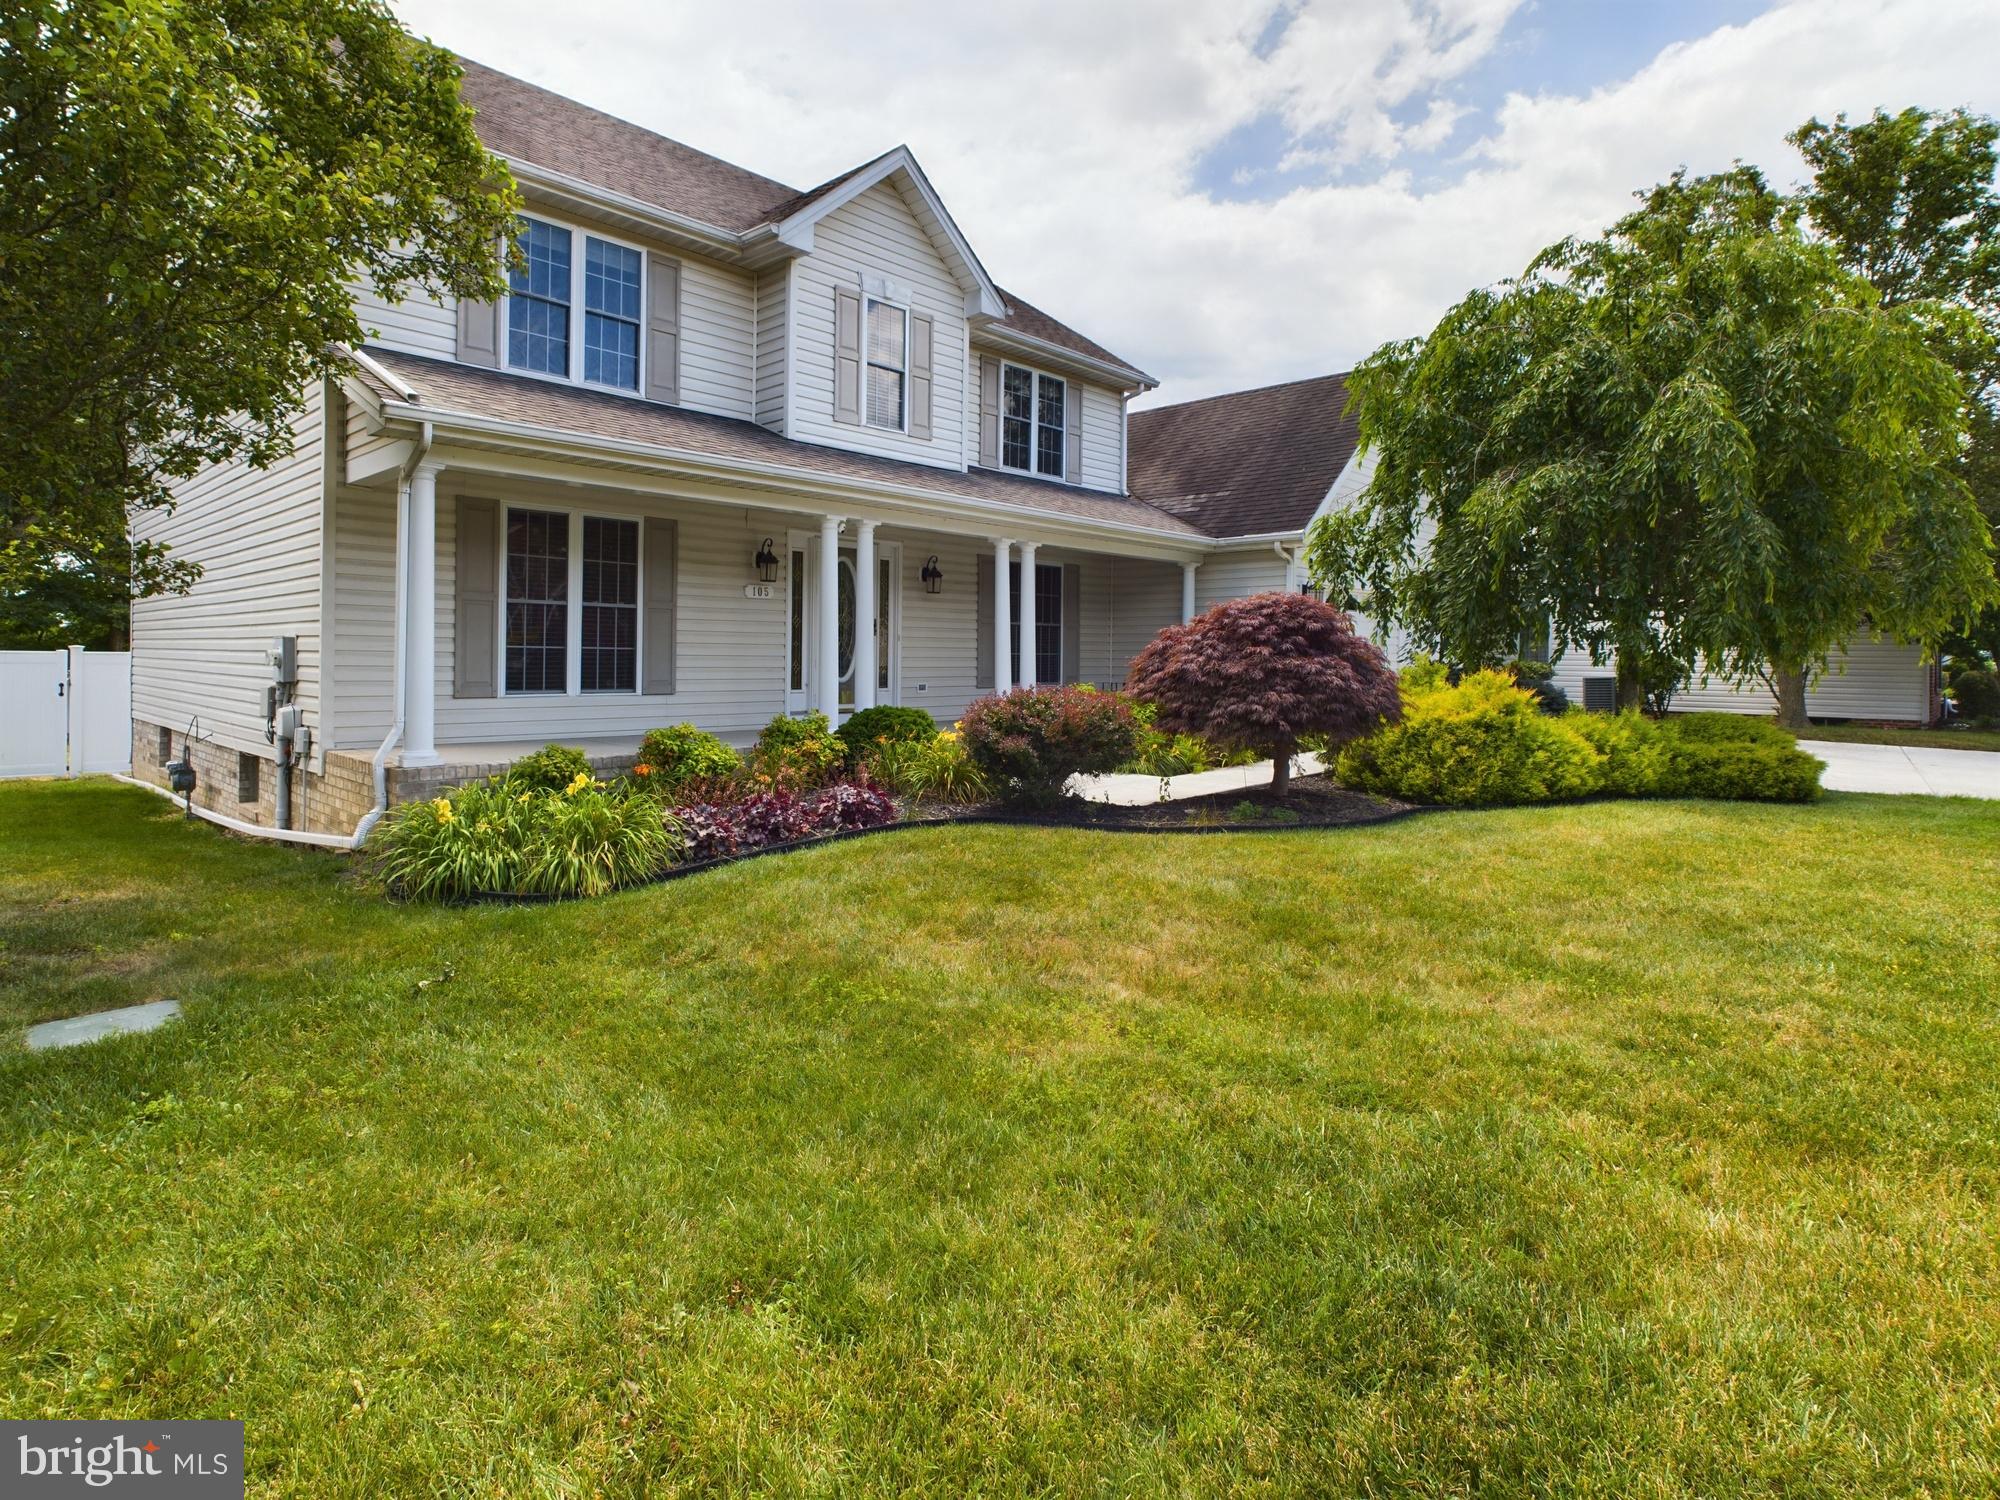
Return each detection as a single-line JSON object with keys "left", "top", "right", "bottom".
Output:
{"left": 25, "top": 998, "right": 181, "bottom": 1051}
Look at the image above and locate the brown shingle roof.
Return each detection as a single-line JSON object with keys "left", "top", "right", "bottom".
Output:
{"left": 1127, "top": 373, "right": 1361, "bottom": 538}
{"left": 989, "top": 289, "right": 1153, "bottom": 385}
{"left": 456, "top": 57, "right": 802, "bottom": 232}
{"left": 363, "top": 349, "right": 1204, "bottom": 538}
{"left": 453, "top": 58, "right": 1150, "bottom": 382}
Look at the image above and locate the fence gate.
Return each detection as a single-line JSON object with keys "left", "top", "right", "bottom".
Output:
{"left": 0, "top": 648, "right": 132, "bottom": 778}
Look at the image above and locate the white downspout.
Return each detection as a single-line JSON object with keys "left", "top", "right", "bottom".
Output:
{"left": 351, "top": 419, "right": 434, "bottom": 845}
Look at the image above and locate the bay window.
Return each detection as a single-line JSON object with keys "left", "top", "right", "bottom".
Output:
{"left": 1001, "top": 362, "right": 1065, "bottom": 478}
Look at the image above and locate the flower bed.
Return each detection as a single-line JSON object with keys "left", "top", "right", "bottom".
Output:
{"left": 676, "top": 782, "right": 898, "bottom": 862}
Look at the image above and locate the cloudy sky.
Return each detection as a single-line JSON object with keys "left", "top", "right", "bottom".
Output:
{"left": 391, "top": 0, "right": 2000, "bottom": 407}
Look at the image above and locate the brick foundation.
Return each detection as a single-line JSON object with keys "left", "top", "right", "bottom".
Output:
{"left": 130, "top": 720, "right": 639, "bottom": 840}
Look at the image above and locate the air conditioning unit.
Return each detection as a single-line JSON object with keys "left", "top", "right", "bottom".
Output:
{"left": 1582, "top": 676, "right": 1618, "bottom": 712}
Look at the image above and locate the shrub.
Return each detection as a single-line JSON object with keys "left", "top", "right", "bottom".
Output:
{"left": 504, "top": 743, "right": 594, "bottom": 793}
{"left": 376, "top": 775, "right": 679, "bottom": 901}
{"left": 959, "top": 685, "right": 1139, "bottom": 801}
{"left": 1335, "top": 669, "right": 1603, "bottom": 806}
{"left": 1119, "top": 701, "right": 1211, "bottom": 776}
{"left": 1665, "top": 712, "right": 1794, "bottom": 749}
{"left": 634, "top": 724, "right": 741, "bottom": 796}
{"left": 836, "top": 705, "right": 938, "bottom": 763}
{"left": 1565, "top": 711, "right": 1670, "bottom": 796}
{"left": 1126, "top": 592, "right": 1401, "bottom": 796}
{"left": 864, "top": 732, "right": 992, "bottom": 804}
{"left": 1662, "top": 738, "right": 1823, "bottom": 801}
{"left": 1949, "top": 667, "right": 2000, "bottom": 722}
{"left": 751, "top": 711, "right": 844, "bottom": 790}
{"left": 677, "top": 781, "right": 897, "bottom": 861}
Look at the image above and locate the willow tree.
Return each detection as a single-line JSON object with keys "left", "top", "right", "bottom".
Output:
{"left": 1307, "top": 168, "right": 1997, "bottom": 725}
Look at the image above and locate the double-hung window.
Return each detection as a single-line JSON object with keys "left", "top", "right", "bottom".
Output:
{"left": 504, "top": 506, "right": 641, "bottom": 695}
{"left": 865, "top": 298, "right": 907, "bottom": 430}
{"left": 1000, "top": 363, "right": 1065, "bottom": 478}
{"left": 506, "top": 215, "right": 644, "bottom": 393}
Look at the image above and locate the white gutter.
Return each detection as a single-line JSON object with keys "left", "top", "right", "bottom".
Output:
{"left": 976, "top": 326, "right": 1155, "bottom": 393}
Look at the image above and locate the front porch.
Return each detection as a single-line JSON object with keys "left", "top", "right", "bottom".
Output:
{"left": 326, "top": 445, "right": 1205, "bottom": 795}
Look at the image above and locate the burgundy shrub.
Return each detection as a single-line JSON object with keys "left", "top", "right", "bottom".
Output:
{"left": 1125, "top": 592, "right": 1401, "bottom": 795}
{"left": 676, "top": 780, "right": 897, "bottom": 862}
{"left": 958, "top": 684, "right": 1139, "bottom": 800}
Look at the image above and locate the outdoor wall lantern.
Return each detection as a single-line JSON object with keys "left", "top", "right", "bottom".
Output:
{"left": 921, "top": 555, "right": 944, "bottom": 595}
{"left": 753, "top": 538, "right": 780, "bottom": 584}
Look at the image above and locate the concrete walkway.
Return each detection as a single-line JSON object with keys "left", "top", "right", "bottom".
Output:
{"left": 1071, "top": 752, "right": 1328, "bottom": 806}
{"left": 1797, "top": 740, "right": 2000, "bottom": 799}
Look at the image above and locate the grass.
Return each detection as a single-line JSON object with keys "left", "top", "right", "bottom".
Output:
{"left": 3, "top": 779, "right": 1998, "bottom": 1496}
{"left": 1789, "top": 720, "right": 2000, "bottom": 752}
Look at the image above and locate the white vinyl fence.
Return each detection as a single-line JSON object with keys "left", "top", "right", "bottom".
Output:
{"left": 0, "top": 648, "right": 132, "bottom": 778}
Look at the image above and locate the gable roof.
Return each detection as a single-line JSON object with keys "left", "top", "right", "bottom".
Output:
{"left": 452, "top": 56, "right": 1143, "bottom": 378}
{"left": 1126, "top": 373, "right": 1361, "bottom": 539}
{"left": 359, "top": 349, "right": 1204, "bottom": 539}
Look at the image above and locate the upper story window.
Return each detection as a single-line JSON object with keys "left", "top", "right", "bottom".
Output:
{"left": 1001, "top": 362, "right": 1065, "bottom": 478}
{"left": 865, "top": 298, "right": 907, "bottom": 430}
{"left": 505, "top": 215, "right": 643, "bottom": 393}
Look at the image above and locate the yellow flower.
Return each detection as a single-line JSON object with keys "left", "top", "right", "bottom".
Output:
{"left": 939, "top": 730, "right": 959, "bottom": 743}
{"left": 516, "top": 791, "right": 533, "bottom": 805}
{"left": 432, "top": 797, "right": 454, "bottom": 825}
{"left": 565, "top": 770, "right": 592, "bottom": 795}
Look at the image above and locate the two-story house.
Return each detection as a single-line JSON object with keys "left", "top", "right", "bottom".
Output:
{"left": 129, "top": 58, "right": 1343, "bottom": 839}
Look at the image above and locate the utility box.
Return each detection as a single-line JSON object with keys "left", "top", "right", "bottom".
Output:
{"left": 267, "top": 635, "right": 297, "bottom": 684}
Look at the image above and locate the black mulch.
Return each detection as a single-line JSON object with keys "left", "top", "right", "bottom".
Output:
{"left": 944, "top": 773, "right": 1415, "bottom": 833}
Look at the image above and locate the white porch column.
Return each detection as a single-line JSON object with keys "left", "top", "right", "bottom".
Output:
{"left": 818, "top": 514, "right": 843, "bottom": 720}
{"left": 404, "top": 461, "right": 442, "bottom": 766}
{"left": 991, "top": 538, "right": 1014, "bottom": 693}
{"left": 853, "top": 519, "right": 878, "bottom": 712}
{"left": 1017, "top": 542, "right": 1039, "bottom": 687}
{"left": 1181, "top": 561, "right": 1198, "bottom": 624}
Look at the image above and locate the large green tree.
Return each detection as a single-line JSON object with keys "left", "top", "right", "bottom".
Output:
{"left": 0, "top": 0, "right": 517, "bottom": 647}
{"left": 1308, "top": 167, "right": 1997, "bottom": 726}
{"left": 1792, "top": 107, "right": 2000, "bottom": 667}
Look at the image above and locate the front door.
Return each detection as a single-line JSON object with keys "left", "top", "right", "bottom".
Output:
{"left": 785, "top": 532, "right": 898, "bottom": 717}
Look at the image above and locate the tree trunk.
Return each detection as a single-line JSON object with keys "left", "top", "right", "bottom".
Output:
{"left": 1269, "top": 750, "right": 1292, "bottom": 800}
{"left": 1615, "top": 656, "right": 1646, "bottom": 713}
{"left": 1772, "top": 665, "right": 1809, "bottom": 730}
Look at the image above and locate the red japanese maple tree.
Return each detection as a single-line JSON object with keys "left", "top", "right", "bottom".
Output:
{"left": 1126, "top": 592, "right": 1402, "bottom": 796}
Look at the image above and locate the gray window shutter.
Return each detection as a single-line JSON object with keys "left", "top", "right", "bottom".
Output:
{"left": 909, "top": 313, "right": 934, "bottom": 440}
{"left": 1061, "top": 564, "right": 1081, "bottom": 684}
{"left": 643, "top": 518, "right": 678, "bottom": 695}
{"left": 1064, "top": 382, "right": 1084, "bottom": 484}
{"left": 974, "top": 557, "right": 993, "bottom": 690}
{"left": 457, "top": 297, "right": 501, "bottom": 368}
{"left": 834, "top": 286, "right": 863, "bottom": 425}
{"left": 646, "top": 253, "right": 681, "bottom": 404}
{"left": 453, "top": 497, "right": 498, "bottom": 698}
{"left": 978, "top": 355, "right": 1000, "bottom": 467}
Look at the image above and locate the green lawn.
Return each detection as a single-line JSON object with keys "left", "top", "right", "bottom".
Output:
{"left": 1789, "top": 720, "right": 2000, "bottom": 753}
{"left": 3, "top": 780, "right": 1998, "bottom": 1496}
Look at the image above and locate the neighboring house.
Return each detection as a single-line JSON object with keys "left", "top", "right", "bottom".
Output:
{"left": 128, "top": 59, "right": 1336, "bottom": 836}
{"left": 1136, "top": 372, "right": 1939, "bottom": 727}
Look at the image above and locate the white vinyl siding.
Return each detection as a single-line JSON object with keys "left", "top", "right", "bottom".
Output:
{"left": 679, "top": 255, "right": 757, "bottom": 420}
{"left": 131, "top": 385, "right": 325, "bottom": 761}
{"left": 790, "top": 182, "right": 965, "bottom": 468}
{"left": 1546, "top": 637, "right": 1933, "bottom": 722}
{"left": 755, "top": 265, "right": 789, "bottom": 433}
{"left": 1194, "top": 549, "right": 1291, "bottom": 614}
{"left": 350, "top": 268, "right": 456, "bottom": 359}
{"left": 1079, "top": 383, "right": 1124, "bottom": 493}
{"left": 1108, "top": 556, "right": 1184, "bottom": 679}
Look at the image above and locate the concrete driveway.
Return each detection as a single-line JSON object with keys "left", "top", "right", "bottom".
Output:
{"left": 1797, "top": 740, "right": 2000, "bottom": 799}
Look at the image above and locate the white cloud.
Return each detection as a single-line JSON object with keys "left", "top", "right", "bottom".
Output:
{"left": 390, "top": 0, "right": 2000, "bottom": 405}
